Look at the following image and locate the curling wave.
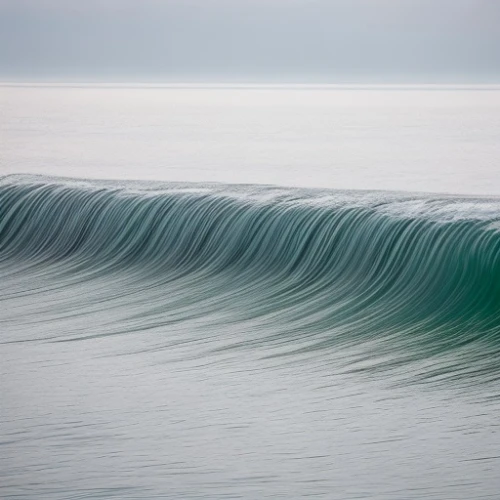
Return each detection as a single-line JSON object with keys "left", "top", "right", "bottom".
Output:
{"left": 1, "top": 175, "right": 500, "bottom": 384}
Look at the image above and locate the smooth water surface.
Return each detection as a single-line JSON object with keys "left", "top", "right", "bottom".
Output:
{"left": 2, "top": 84, "right": 500, "bottom": 194}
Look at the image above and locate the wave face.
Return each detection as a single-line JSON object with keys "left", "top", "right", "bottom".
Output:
{"left": 1, "top": 175, "right": 500, "bottom": 384}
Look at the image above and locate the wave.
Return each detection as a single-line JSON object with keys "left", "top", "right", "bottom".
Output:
{"left": 1, "top": 175, "right": 500, "bottom": 384}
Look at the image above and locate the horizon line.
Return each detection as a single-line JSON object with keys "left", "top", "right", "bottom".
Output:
{"left": 2, "top": 81, "right": 500, "bottom": 90}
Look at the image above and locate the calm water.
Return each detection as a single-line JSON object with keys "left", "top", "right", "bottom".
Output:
{"left": 1, "top": 85, "right": 500, "bottom": 499}
{"left": 2, "top": 84, "right": 500, "bottom": 194}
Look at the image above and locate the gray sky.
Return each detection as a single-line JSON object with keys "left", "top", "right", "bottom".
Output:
{"left": 0, "top": 0, "right": 499, "bottom": 82}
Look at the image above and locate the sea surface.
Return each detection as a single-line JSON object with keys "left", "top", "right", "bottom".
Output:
{"left": 1, "top": 84, "right": 500, "bottom": 499}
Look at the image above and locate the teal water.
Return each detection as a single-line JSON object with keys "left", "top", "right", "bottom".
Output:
{"left": 1, "top": 175, "right": 500, "bottom": 499}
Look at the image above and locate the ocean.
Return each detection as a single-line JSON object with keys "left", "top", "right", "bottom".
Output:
{"left": 1, "top": 84, "right": 500, "bottom": 499}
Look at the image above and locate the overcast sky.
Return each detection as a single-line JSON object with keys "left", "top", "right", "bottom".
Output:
{"left": 0, "top": 0, "right": 499, "bottom": 82}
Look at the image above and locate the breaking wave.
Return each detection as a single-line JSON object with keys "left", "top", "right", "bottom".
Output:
{"left": 1, "top": 174, "right": 500, "bottom": 385}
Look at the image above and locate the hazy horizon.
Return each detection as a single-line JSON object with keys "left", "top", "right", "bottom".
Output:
{"left": 1, "top": 0, "right": 499, "bottom": 83}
